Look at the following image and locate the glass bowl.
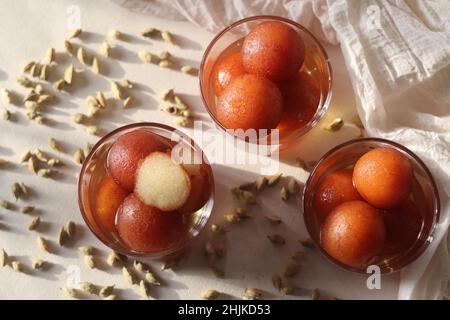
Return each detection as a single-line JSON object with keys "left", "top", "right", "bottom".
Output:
{"left": 78, "top": 123, "right": 215, "bottom": 259}
{"left": 303, "top": 138, "right": 440, "bottom": 273}
{"left": 199, "top": 15, "right": 332, "bottom": 148}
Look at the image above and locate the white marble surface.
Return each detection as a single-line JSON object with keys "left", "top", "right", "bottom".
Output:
{"left": 0, "top": 0, "right": 400, "bottom": 299}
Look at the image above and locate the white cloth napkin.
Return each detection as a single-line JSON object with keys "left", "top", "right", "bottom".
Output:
{"left": 112, "top": 0, "right": 450, "bottom": 299}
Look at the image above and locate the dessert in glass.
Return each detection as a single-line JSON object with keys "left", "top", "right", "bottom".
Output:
{"left": 200, "top": 16, "right": 332, "bottom": 148}
{"left": 78, "top": 123, "right": 214, "bottom": 258}
{"left": 303, "top": 138, "right": 440, "bottom": 273}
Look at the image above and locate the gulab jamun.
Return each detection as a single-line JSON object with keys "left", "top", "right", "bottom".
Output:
{"left": 242, "top": 21, "right": 305, "bottom": 82}
{"left": 216, "top": 74, "right": 283, "bottom": 131}
{"left": 116, "top": 193, "right": 190, "bottom": 252}
{"left": 321, "top": 200, "right": 386, "bottom": 269}
{"left": 213, "top": 52, "right": 246, "bottom": 96}
{"left": 314, "top": 169, "right": 363, "bottom": 221}
{"left": 277, "top": 72, "right": 320, "bottom": 134}
{"left": 95, "top": 175, "right": 129, "bottom": 231}
{"left": 107, "top": 129, "right": 169, "bottom": 191}
{"left": 382, "top": 199, "right": 422, "bottom": 255}
{"left": 353, "top": 147, "right": 413, "bottom": 209}
{"left": 178, "top": 164, "right": 210, "bottom": 214}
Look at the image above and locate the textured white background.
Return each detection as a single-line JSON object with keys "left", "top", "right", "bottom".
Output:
{"left": 0, "top": 0, "right": 402, "bottom": 299}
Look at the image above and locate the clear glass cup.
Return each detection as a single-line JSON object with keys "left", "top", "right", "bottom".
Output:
{"left": 303, "top": 138, "right": 440, "bottom": 273}
{"left": 78, "top": 123, "right": 215, "bottom": 259}
{"left": 199, "top": 15, "right": 332, "bottom": 148}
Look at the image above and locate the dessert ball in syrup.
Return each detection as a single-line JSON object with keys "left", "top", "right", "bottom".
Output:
{"left": 213, "top": 52, "right": 246, "bottom": 96}
{"left": 321, "top": 200, "right": 386, "bottom": 269}
{"left": 242, "top": 21, "right": 305, "bottom": 82}
{"left": 216, "top": 74, "right": 283, "bottom": 131}
{"left": 353, "top": 147, "right": 413, "bottom": 209}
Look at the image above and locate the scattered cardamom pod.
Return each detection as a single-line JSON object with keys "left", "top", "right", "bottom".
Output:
{"left": 39, "top": 65, "right": 49, "bottom": 81}
{"left": 71, "top": 113, "right": 87, "bottom": 124}
{"left": 238, "top": 181, "right": 256, "bottom": 191}
{"left": 264, "top": 213, "right": 282, "bottom": 224}
{"left": 280, "top": 186, "right": 289, "bottom": 201}
{"left": 210, "top": 266, "right": 224, "bottom": 278}
{"left": 64, "top": 64, "right": 75, "bottom": 84}
{"left": 242, "top": 288, "right": 262, "bottom": 300}
{"left": 161, "top": 31, "right": 174, "bottom": 44}
{"left": 17, "top": 76, "right": 33, "bottom": 88}
{"left": 37, "top": 168, "right": 52, "bottom": 178}
{"left": 123, "top": 96, "right": 134, "bottom": 108}
{"left": 287, "top": 178, "right": 300, "bottom": 195}
{"left": 291, "top": 251, "right": 306, "bottom": 262}
{"left": 121, "top": 79, "right": 133, "bottom": 89}
{"left": 0, "top": 249, "right": 8, "bottom": 267}
{"left": 145, "top": 272, "right": 161, "bottom": 286}
{"left": 28, "top": 216, "right": 41, "bottom": 231}
{"left": 1, "top": 108, "right": 12, "bottom": 121}
{"left": 96, "top": 91, "right": 107, "bottom": 108}
{"left": 83, "top": 143, "right": 93, "bottom": 157}
{"left": 84, "top": 255, "right": 96, "bottom": 269}
{"left": 27, "top": 155, "right": 38, "bottom": 174}
{"left": 283, "top": 263, "right": 300, "bottom": 278}
{"left": 202, "top": 289, "right": 220, "bottom": 300}
{"left": 61, "top": 287, "right": 79, "bottom": 299}
{"left": 47, "top": 158, "right": 62, "bottom": 167}
{"left": 133, "top": 260, "right": 149, "bottom": 273}
{"left": 80, "top": 282, "right": 98, "bottom": 295}
{"left": 174, "top": 116, "right": 190, "bottom": 127}
{"left": 224, "top": 212, "right": 240, "bottom": 224}
{"left": 64, "top": 221, "right": 76, "bottom": 238}
{"left": 31, "top": 62, "right": 41, "bottom": 77}
{"left": 174, "top": 96, "right": 188, "bottom": 110}
{"left": 122, "top": 266, "right": 136, "bottom": 284}
{"left": 160, "top": 257, "right": 179, "bottom": 270}
{"left": 272, "top": 274, "right": 282, "bottom": 291}
{"left": 73, "top": 149, "right": 85, "bottom": 165}
{"left": 85, "top": 125, "right": 101, "bottom": 136}
{"left": 11, "top": 182, "right": 22, "bottom": 200}
{"left": 141, "top": 27, "right": 158, "bottom": 37}
{"left": 18, "top": 182, "right": 28, "bottom": 196}
{"left": 106, "top": 250, "right": 125, "bottom": 267}
{"left": 267, "top": 173, "right": 282, "bottom": 186}
{"left": 138, "top": 50, "right": 153, "bottom": 63}
{"left": 35, "top": 149, "right": 48, "bottom": 163}
{"left": 267, "top": 234, "right": 286, "bottom": 245}
{"left": 0, "top": 200, "right": 12, "bottom": 210}
{"left": 180, "top": 65, "right": 197, "bottom": 75}
{"left": 64, "top": 40, "right": 73, "bottom": 55}
{"left": 53, "top": 79, "right": 66, "bottom": 91}
{"left": 99, "top": 285, "right": 115, "bottom": 298}
{"left": 0, "top": 88, "right": 12, "bottom": 104}
{"left": 281, "top": 286, "right": 297, "bottom": 295}
{"left": 100, "top": 41, "right": 111, "bottom": 57}
{"left": 92, "top": 57, "right": 100, "bottom": 74}
{"left": 325, "top": 117, "right": 344, "bottom": 131}
{"left": 77, "top": 47, "right": 89, "bottom": 65}
{"left": 19, "top": 150, "right": 32, "bottom": 164}
{"left": 68, "top": 28, "right": 82, "bottom": 39}
{"left": 110, "top": 81, "right": 125, "bottom": 100}
{"left": 300, "top": 239, "right": 315, "bottom": 250}
{"left": 32, "top": 259, "right": 46, "bottom": 270}
{"left": 45, "top": 48, "right": 56, "bottom": 64}
{"left": 11, "top": 261, "right": 22, "bottom": 272}
{"left": 256, "top": 176, "right": 268, "bottom": 192}
{"left": 48, "top": 137, "right": 60, "bottom": 152}
{"left": 240, "top": 190, "right": 257, "bottom": 205}
{"left": 139, "top": 280, "right": 152, "bottom": 299}
{"left": 37, "top": 236, "right": 50, "bottom": 253}
{"left": 159, "top": 60, "right": 171, "bottom": 68}
{"left": 109, "top": 29, "right": 121, "bottom": 39}
{"left": 58, "top": 227, "right": 69, "bottom": 246}
{"left": 103, "top": 295, "right": 116, "bottom": 300}
{"left": 24, "top": 101, "right": 39, "bottom": 111}
{"left": 78, "top": 246, "right": 94, "bottom": 255}
{"left": 161, "top": 89, "right": 175, "bottom": 102}
{"left": 23, "top": 61, "right": 36, "bottom": 73}
{"left": 21, "top": 205, "right": 35, "bottom": 214}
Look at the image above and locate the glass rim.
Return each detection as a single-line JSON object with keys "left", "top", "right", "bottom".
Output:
{"left": 302, "top": 137, "right": 441, "bottom": 274}
{"left": 198, "top": 15, "right": 333, "bottom": 145}
{"left": 77, "top": 122, "right": 215, "bottom": 258}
